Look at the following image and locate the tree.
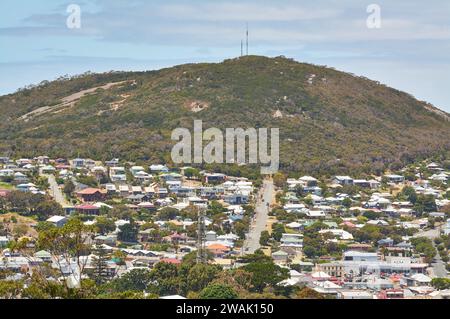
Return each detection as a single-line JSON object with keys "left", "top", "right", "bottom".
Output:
{"left": 271, "top": 223, "right": 285, "bottom": 241}
{"left": 21, "top": 274, "right": 66, "bottom": 299}
{"left": 150, "top": 262, "right": 181, "bottom": 296}
{"left": 90, "top": 246, "right": 112, "bottom": 285}
{"left": 208, "top": 200, "right": 226, "bottom": 216}
{"left": 98, "top": 290, "right": 150, "bottom": 299}
{"left": 35, "top": 200, "right": 63, "bottom": 221}
{"left": 36, "top": 217, "right": 96, "bottom": 291}
{"left": 109, "top": 205, "right": 132, "bottom": 220}
{"left": 410, "top": 237, "right": 436, "bottom": 263}
{"left": 431, "top": 278, "right": 450, "bottom": 290}
{"left": 108, "top": 268, "right": 153, "bottom": 293}
{"left": 95, "top": 216, "right": 116, "bottom": 235}
{"left": 211, "top": 269, "right": 254, "bottom": 297}
{"left": 0, "top": 280, "right": 23, "bottom": 299}
{"left": 302, "top": 246, "right": 318, "bottom": 259}
{"left": 185, "top": 263, "right": 221, "bottom": 293}
{"left": 362, "top": 210, "right": 382, "bottom": 220}
{"left": 234, "top": 221, "right": 247, "bottom": 239}
{"left": 414, "top": 194, "right": 437, "bottom": 214}
{"left": 157, "top": 207, "right": 179, "bottom": 221}
{"left": 184, "top": 168, "right": 200, "bottom": 179}
{"left": 238, "top": 250, "right": 272, "bottom": 264}
{"left": 273, "top": 173, "right": 287, "bottom": 188}
{"left": 296, "top": 287, "right": 325, "bottom": 299}
{"left": 342, "top": 197, "right": 352, "bottom": 209}
{"left": 259, "top": 230, "right": 270, "bottom": 246}
{"left": 35, "top": 176, "right": 50, "bottom": 191}
{"left": 303, "top": 196, "right": 313, "bottom": 207}
{"left": 199, "top": 283, "right": 238, "bottom": 299}
{"left": 77, "top": 175, "right": 98, "bottom": 188}
{"left": 294, "top": 185, "right": 304, "bottom": 197}
{"left": 63, "top": 180, "right": 76, "bottom": 196}
{"left": 243, "top": 261, "right": 289, "bottom": 292}
{"left": 118, "top": 220, "right": 138, "bottom": 243}
{"left": 5, "top": 191, "right": 40, "bottom": 215}
{"left": 69, "top": 279, "right": 99, "bottom": 299}
{"left": 401, "top": 186, "right": 417, "bottom": 204}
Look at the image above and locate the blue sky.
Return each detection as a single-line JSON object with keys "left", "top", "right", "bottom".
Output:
{"left": 1, "top": 0, "right": 450, "bottom": 112}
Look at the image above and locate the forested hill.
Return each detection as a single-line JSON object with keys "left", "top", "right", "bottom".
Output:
{"left": 0, "top": 56, "right": 449, "bottom": 176}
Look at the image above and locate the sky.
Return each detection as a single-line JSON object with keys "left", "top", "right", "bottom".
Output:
{"left": 0, "top": 0, "right": 450, "bottom": 112}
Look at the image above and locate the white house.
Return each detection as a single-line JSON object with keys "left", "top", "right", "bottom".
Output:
{"left": 333, "top": 176, "right": 354, "bottom": 186}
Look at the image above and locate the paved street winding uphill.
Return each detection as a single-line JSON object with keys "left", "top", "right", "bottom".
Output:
{"left": 243, "top": 178, "right": 274, "bottom": 254}
{"left": 414, "top": 226, "right": 449, "bottom": 278}
{"left": 44, "top": 174, "right": 69, "bottom": 207}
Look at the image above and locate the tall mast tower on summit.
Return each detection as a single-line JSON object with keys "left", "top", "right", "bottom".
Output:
{"left": 246, "top": 22, "right": 249, "bottom": 56}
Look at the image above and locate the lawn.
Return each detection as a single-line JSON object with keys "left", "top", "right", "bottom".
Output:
{"left": 0, "top": 182, "right": 14, "bottom": 190}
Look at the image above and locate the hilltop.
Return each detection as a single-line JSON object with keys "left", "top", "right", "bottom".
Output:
{"left": 0, "top": 56, "right": 449, "bottom": 176}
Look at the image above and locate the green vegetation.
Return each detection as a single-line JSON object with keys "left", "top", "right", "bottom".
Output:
{"left": 1, "top": 191, "right": 63, "bottom": 221}
{"left": 1, "top": 56, "right": 449, "bottom": 175}
{"left": 242, "top": 256, "right": 289, "bottom": 292}
{"left": 0, "top": 182, "right": 14, "bottom": 190}
{"left": 410, "top": 237, "right": 436, "bottom": 263}
{"left": 199, "top": 283, "right": 238, "bottom": 299}
{"left": 431, "top": 278, "right": 450, "bottom": 290}
{"left": 259, "top": 230, "right": 270, "bottom": 246}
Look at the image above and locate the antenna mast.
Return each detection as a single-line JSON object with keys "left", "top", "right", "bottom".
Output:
{"left": 196, "top": 207, "right": 207, "bottom": 264}
{"left": 246, "top": 22, "right": 249, "bottom": 56}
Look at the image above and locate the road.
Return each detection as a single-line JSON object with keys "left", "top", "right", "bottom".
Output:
{"left": 44, "top": 174, "right": 69, "bottom": 206}
{"left": 413, "top": 225, "right": 448, "bottom": 278}
{"left": 242, "top": 178, "right": 274, "bottom": 254}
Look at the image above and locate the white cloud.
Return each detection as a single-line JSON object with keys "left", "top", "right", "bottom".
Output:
{"left": 157, "top": 3, "right": 341, "bottom": 22}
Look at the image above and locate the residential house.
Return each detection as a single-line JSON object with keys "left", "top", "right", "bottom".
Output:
{"left": 110, "top": 167, "right": 127, "bottom": 183}
{"left": 0, "top": 236, "right": 10, "bottom": 248}
{"left": 76, "top": 188, "right": 107, "bottom": 202}
{"left": 224, "top": 192, "right": 249, "bottom": 205}
{"left": 71, "top": 158, "right": 85, "bottom": 168}
{"left": 75, "top": 204, "right": 101, "bottom": 215}
{"left": 13, "top": 172, "right": 28, "bottom": 183}
{"left": 333, "top": 176, "right": 354, "bottom": 186}
{"left": 149, "top": 165, "right": 169, "bottom": 173}
{"left": 272, "top": 250, "right": 289, "bottom": 264}
{"left": 384, "top": 174, "right": 405, "bottom": 184}
{"left": 315, "top": 263, "right": 345, "bottom": 279}
{"left": 204, "top": 173, "right": 227, "bottom": 184}
{"left": 207, "top": 244, "right": 230, "bottom": 258}
{"left": 343, "top": 251, "right": 378, "bottom": 262}
{"left": 105, "top": 159, "right": 120, "bottom": 167}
